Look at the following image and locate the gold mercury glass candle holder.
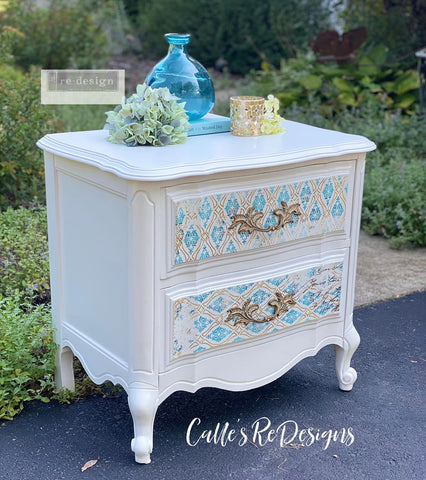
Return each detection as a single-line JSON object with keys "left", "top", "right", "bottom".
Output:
{"left": 230, "top": 96, "right": 265, "bottom": 136}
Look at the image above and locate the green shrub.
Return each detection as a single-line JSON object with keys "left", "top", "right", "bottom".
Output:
{"left": 341, "top": 0, "right": 425, "bottom": 65}
{"left": 0, "top": 23, "right": 24, "bottom": 62}
{"left": 362, "top": 153, "right": 426, "bottom": 248}
{"left": 0, "top": 296, "right": 55, "bottom": 420}
{"left": 0, "top": 205, "right": 50, "bottom": 304}
{"left": 54, "top": 104, "right": 115, "bottom": 133}
{"left": 0, "top": 63, "right": 25, "bottom": 82}
{"left": 1, "top": 0, "right": 111, "bottom": 70}
{"left": 0, "top": 70, "right": 61, "bottom": 209}
{"left": 359, "top": 114, "right": 426, "bottom": 248}
{"left": 136, "top": 0, "right": 331, "bottom": 74}
{"left": 245, "top": 48, "right": 420, "bottom": 115}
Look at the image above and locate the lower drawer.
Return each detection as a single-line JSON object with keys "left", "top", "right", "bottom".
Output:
{"left": 169, "top": 258, "right": 345, "bottom": 360}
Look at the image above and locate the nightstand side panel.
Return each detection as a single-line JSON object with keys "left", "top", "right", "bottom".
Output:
{"left": 51, "top": 157, "right": 131, "bottom": 378}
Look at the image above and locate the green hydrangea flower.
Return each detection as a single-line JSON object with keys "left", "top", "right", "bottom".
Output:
{"left": 105, "top": 83, "right": 190, "bottom": 146}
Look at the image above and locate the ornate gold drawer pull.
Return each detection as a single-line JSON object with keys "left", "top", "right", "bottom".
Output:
{"left": 228, "top": 201, "right": 302, "bottom": 235}
{"left": 225, "top": 292, "right": 296, "bottom": 326}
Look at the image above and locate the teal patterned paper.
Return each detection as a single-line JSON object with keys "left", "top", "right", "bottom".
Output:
{"left": 172, "top": 261, "right": 343, "bottom": 358}
{"left": 174, "top": 175, "right": 349, "bottom": 265}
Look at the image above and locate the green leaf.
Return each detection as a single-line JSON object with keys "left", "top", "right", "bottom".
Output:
{"left": 338, "top": 92, "right": 358, "bottom": 107}
{"left": 276, "top": 90, "right": 301, "bottom": 107}
{"left": 394, "top": 71, "right": 419, "bottom": 95}
{"left": 358, "top": 56, "right": 380, "bottom": 77}
{"left": 368, "top": 44, "right": 388, "bottom": 64}
{"left": 393, "top": 93, "right": 416, "bottom": 109}
{"left": 333, "top": 77, "right": 354, "bottom": 93}
{"left": 367, "top": 83, "right": 382, "bottom": 93}
{"left": 382, "top": 81, "right": 396, "bottom": 94}
{"left": 298, "top": 75, "right": 322, "bottom": 90}
{"left": 317, "top": 63, "right": 342, "bottom": 78}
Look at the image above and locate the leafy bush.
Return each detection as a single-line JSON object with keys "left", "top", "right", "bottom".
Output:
{"left": 0, "top": 205, "right": 50, "bottom": 304}
{"left": 362, "top": 154, "right": 425, "bottom": 248}
{"left": 54, "top": 104, "right": 114, "bottom": 133}
{"left": 1, "top": 0, "right": 111, "bottom": 70}
{"left": 341, "top": 0, "right": 425, "bottom": 64}
{"left": 359, "top": 114, "right": 426, "bottom": 248}
{"left": 245, "top": 48, "right": 420, "bottom": 115}
{"left": 0, "top": 296, "right": 55, "bottom": 420}
{"left": 136, "top": 0, "right": 331, "bottom": 74}
{"left": 0, "top": 63, "right": 25, "bottom": 82}
{"left": 0, "top": 69, "right": 61, "bottom": 209}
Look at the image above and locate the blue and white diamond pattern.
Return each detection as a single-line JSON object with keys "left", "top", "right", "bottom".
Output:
{"left": 172, "top": 262, "right": 343, "bottom": 358}
{"left": 183, "top": 226, "right": 200, "bottom": 254}
{"left": 322, "top": 179, "right": 334, "bottom": 206}
{"left": 309, "top": 201, "right": 322, "bottom": 222}
{"left": 299, "top": 181, "right": 312, "bottom": 210}
{"left": 174, "top": 175, "right": 349, "bottom": 264}
{"left": 199, "top": 197, "right": 213, "bottom": 228}
{"left": 331, "top": 197, "right": 344, "bottom": 217}
{"left": 253, "top": 190, "right": 267, "bottom": 212}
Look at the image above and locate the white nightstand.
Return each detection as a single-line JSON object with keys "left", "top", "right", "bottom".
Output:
{"left": 37, "top": 121, "right": 375, "bottom": 463}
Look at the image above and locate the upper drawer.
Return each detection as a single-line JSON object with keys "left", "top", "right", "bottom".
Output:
{"left": 166, "top": 161, "right": 354, "bottom": 267}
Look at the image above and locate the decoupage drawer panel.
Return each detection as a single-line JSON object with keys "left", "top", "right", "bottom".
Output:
{"left": 169, "top": 164, "right": 353, "bottom": 266}
{"left": 170, "top": 259, "right": 344, "bottom": 359}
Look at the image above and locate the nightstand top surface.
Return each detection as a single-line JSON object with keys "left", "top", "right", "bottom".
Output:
{"left": 37, "top": 120, "right": 375, "bottom": 181}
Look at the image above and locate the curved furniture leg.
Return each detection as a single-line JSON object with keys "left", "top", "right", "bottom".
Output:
{"left": 128, "top": 388, "right": 159, "bottom": 464}
{"left": 55, "top": 346, "right": 75, "bottom": 391}
{"left": 334, "top": 325, "right": 360, "bottom": 391}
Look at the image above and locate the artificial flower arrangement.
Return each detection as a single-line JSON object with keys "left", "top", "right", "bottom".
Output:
{"left": 262, "top": 94, "right": 286, "bottom": 135}
{"left": 105, "top": 83, "right": 190, "bottom": 147}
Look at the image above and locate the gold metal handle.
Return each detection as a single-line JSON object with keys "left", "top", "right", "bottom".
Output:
{"left": 228, "top": 201, "right": 302, "bottom": 235}
{"left": 225, "top": 292, "right": 296, "bottom": 326}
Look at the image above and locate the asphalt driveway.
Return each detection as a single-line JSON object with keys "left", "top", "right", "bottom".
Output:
{"left": 0, "top": 291, "right": 425, "bottom": 480}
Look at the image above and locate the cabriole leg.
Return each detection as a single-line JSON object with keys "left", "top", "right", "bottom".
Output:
{"left": 55, "top": 346, "right": 75, "bottom": 392}
{"left": 128, "top": 388, "right": 159, "bottom": 464}
{"left": 334, "top": 325, "right": 360, "bottom": 391}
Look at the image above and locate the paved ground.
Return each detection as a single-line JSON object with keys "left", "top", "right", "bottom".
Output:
{"left": 0, "top": 291, "right": 425, "bottom": 480}
{"left": 356, "top": 232, "right": 426, "bottom": 306}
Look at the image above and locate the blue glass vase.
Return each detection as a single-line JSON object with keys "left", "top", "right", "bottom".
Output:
{"left": 145, "top": 33, "right": 215, "bottom": 121}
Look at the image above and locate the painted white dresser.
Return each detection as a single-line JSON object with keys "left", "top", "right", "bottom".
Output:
{"left": 37, "top": 121, "right": 375, "bottom": 463}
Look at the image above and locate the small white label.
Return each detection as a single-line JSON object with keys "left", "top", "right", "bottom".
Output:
{"left": 41, "top": 69, "right": 125, "bottom": 104}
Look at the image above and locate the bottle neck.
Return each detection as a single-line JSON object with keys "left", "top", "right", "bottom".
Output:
{"left": 168, "top": 43, "right": 188, "bottom": 55}
{"left": 165, "top": 33, "right": 190, "bottom": 55}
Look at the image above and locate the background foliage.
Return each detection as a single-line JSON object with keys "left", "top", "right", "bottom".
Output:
{"left": 0, "top": 69, "right": 60, "bottom": 209}
{"left": 0, "top": 205, "right": 50, "bottom": 304}
{"left": 245, "top": 47, "right": 419, "bottom": 116}
{"left": 339, "top": 0, "right": 426, "bottom": 63}
{"left": 132, "top": 0, "right": 331, "bottom": 74}
{"left": 0, "top": 297, "right": 55, "bottom": 420}
{"left": 0, "top": 0, "right": 132, "bottom": 71}
{"left": 1, "top": 0, "right": 107, "bottom": 70}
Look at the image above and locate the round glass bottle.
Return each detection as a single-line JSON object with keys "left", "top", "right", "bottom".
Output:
{"left": 145, "top": 33, "right": 215, "bottom": 121}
